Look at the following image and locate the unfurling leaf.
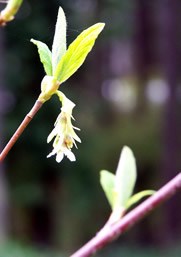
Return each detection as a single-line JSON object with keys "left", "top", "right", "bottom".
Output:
{"left": 100, "top": 170, "right": 115, "bottom": 209}
{"left": 125, "top": 190, "right": 155, "bottom": 210}
{"left": 54, "top": 23, "right": 105, "bottom": 83}
{"left": 52, "top": 6, "right": 67, "bottom": 74}
{"left": 114, "top": 146, "right": 136, "bottom": 209}
{"left": 100, "top": 146, "right": 155, "bottom": 224}
{"left": 31, "top": 39, "right": 52, "bottom": 76}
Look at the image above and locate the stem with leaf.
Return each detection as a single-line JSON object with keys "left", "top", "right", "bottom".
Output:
{"left": 70, "top": 172, "right": 181, "bottom": 257}
{"left": 0, "top": 7, "right": 105, "bottom": 162}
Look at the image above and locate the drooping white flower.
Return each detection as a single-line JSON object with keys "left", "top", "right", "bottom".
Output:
{"left": 47, "top": 91, "right": 81, "bottom": 162}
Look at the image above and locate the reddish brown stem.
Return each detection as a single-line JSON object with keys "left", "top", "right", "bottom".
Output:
{"left": 0, "top": 100, "right": 43, "bottom": 162}
{"left": 70, "top": 173, "right": 181, "bottom": 257}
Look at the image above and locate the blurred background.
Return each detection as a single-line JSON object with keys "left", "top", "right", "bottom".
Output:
{"left": 0, "top": 0, "right": 181, "bottom": 256}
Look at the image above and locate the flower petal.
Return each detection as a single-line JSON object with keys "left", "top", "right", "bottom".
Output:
{"left": 47, "top": 128, "right": 57, "bottom": 143}
{"left": 47, "top": 148, "right": 57, "bottom": 158}
{"left": 56, "top": 151, "right": 64, "bottom": 163}
{"left": 64, "top": 149, "right": 76, "bottom": 161}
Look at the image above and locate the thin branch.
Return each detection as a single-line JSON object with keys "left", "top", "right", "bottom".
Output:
{"left": 0, "top": 0, "right": 23, "bottom": 26}
{"left": 70, "top": 173, "right": 181, "bottom": 257}
{"left": 0, "top": 100, "right": 43, "bottom": 162}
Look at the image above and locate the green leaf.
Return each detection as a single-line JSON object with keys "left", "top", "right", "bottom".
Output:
{"left": 54, "top": 22, "right": 105, "bottom": 83}
{"left": 125, "top": 190, "right": 156, "bottom": 210}
{"left": 52, "top": 7, "right": 67, "bottom": 74}
{"left": 31, "top": 39, "right": 52, "bottom": 76}
{"left": 100, "top": 170, "right": 115, "bottom": 209}
{"left": 113, "top": 146, "right": 137, "bottom": 210}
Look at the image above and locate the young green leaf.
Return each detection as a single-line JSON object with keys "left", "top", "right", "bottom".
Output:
{"left": 31, "top": 39, "right": 52, "bottom": 76}
{"left": 53, "top": 22, "right": 105, "bottom": 83}
{"left": 113, "top": 146, "right": 137, "bottom": 210}
{"left": 52, "top": 6, "right": 67, "bottom": 74}
{"left": 100, "top": 170, "right": 115, "bottom": 209}
{"left": 125, "top": 190, "right": 155, "bottom": 210}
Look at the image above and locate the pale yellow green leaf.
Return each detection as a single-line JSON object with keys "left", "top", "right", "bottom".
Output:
{"left": 113, "top": 146, "right": 137, "bottom": 210}
{"left": 54, "top": 22, "right": 105, "bottom": 83}
{"left": 125, "top": 190, "right": 155, "bottom": 210}
{"left": 100, "top": 170, "right": 115, "bottom": 209}
{"left": 31, "top": 39, "right": 52, "bottom": 76}
{"left": 52, "top": 7, "right": 67, "bottom": 74}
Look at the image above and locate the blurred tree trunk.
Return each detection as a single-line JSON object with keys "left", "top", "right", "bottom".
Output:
{"left": 133, "top": 0, "right": 181, "bottom": 245}
{"left": 0, "top": 29, "right": 9, "bottom": 243}
{"left": 159, "top": 0, "right": 181, "bottom": 244}
{"left": 134, "top": 0, "right": 154, "bottom": 79}
{"left": 133, "top": 0, "right": 155, "bottom": 113}
{"left": 85, "top": 0, "right": 106, "bottom": 98}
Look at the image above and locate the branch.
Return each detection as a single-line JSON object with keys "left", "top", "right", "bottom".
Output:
{"left": 0, "top": 100, "right": 43, "bottom": 162}
{"left": 70, "top": 173, "right": 181, "bottom": 257}
{"left": 0, "top": 0, "right": 23, "bottom": 26}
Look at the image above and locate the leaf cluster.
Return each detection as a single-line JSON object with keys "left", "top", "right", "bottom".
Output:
{"left": 31, "top": 7, "right": 105, "bottom": 86}
{"left": 100, "top": 146, "right": 155, "bottom": 223}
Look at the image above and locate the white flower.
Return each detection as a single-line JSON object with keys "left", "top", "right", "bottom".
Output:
{"left": 47, "top": 91, "right": 81, "bottom": 162}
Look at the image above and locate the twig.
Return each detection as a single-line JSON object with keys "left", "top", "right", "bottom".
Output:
{"left": 70, "top": 173, "right": 181, "bottom": 257}
{"left": 0, "top": 100, "right": 43, "bottom": 162}
{"left": 0, "top": 0, "right": 23, "bottom": 26}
